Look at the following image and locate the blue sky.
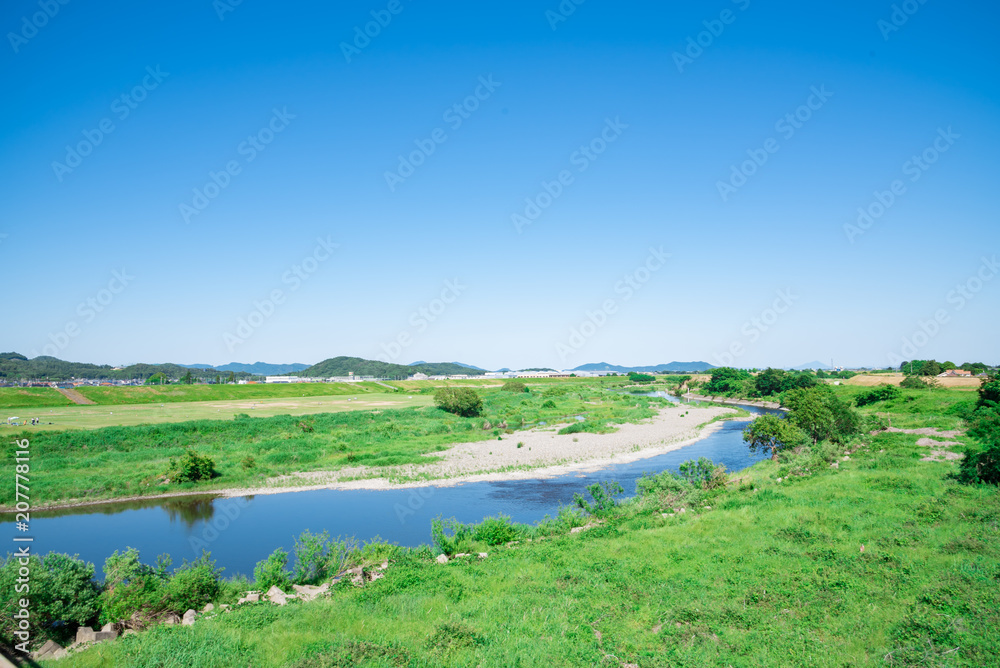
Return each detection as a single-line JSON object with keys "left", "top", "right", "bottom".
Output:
{"left": 1, "top": 0, "right": 998, "bottom": 370}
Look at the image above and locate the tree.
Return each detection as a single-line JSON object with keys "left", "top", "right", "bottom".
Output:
{"left": 782, "top": 387, "right": 860, "bottom": 444}
{"left": 228, "top": 371, "right": 236, "bottom": 384}
{"left": 743, "top": 414, "right": 808, "bottom": 459}
{"left": 433, "top": 387, "right": 483, "bottom": 417}
{"left": 183, "top": 370, "right": 193, "bottom": 385}
{"left": 628, "top": 372, "right": 655, "bottom": 383}
{"left": 501, "top": 380, "right": 529, "bottom": 393}
{"left": 921, "top": 360, "right": 942, "bottom": 377}
{"left": 704, "top": 367, "right": 754, "bottom": 396}
{"left": 754, "top": 368, "right": 788, "bottom": 397}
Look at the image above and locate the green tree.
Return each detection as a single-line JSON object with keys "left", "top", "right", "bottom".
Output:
{"left": 783, "top": 387, "right": 860, "bottom": 444}
{"left": 0, "top": 553, "right": 100, "bottom": 645}
{"left": 704, "top": 367, "right": 754, "bottom": 396}
{"left": 627, "top": 372, "right": 655, "bottom": 383}
{"left": 501, "top": 380, "right": 529, "bottom": 393}
{"left": 183, "top": 370, "right": 193, "bottom": 384}
{"left": 754, "top": 368, "right": 788, "bottom": 397}
{"left": 253, "top": 549, "right": 291, "bottom": 591}
{"left": 433, "top": 387, "right": 483, "bottom": 417}
{"left": 228, "top": 371, "right": 236, "bottom": 384}
{"left": 742, "top": 414, "right": 808, "bottom": 459}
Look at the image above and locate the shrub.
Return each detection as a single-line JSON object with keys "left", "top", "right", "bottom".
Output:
{"left": 167, "top": 450, "right": 217, "bottom": 483}
{"left": 241, "top": 455, "right": 256, "bottom": 470}
{"left": 628, "top": 372, "right": 655, "bottom": 383}
{"left": 291, "top": 531, "right": 353, "bottom": 585}
{"left": 864, "top": 414, "right": 890, "bottom": 432}
{"left": 541, "top": 399, "right": 556, "bottom": 409}
{"left": 636, "top": 470, "right": 689, "bottom": 498}
{"left": 0, "top": 552, "right": 100, "bottom": 645}
{"left": 900, "top": 375, "right": 931, "bottom": 389}
{"left": 501, "top": 380, "right": 529, "bottom": 393}
{"left": 678, "top": 457, "right": 728, "bottom": 489}
{"left": 165, "top": 553, "right": 222, "bottom": 613}
{"left": 430, "top": 517, "right": 474, "bottom": 555}
{"left": 855, "top": 384, "right": 902, "bottom": 406}
{"left": 253, "top": 549, "right": 291, "bottom": 591}
{"left": 433, "top": 387, "right": 483, "bottom": 417}
{"left": 574, "top": 480, "right": 624, "bottom": 514}
{"left": 472, "top": 515, "right": 519, "bottom": 546}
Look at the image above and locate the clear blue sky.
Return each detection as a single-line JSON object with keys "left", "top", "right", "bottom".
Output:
{"left": 1, "top": 0, "right": 998, "bottom": 370}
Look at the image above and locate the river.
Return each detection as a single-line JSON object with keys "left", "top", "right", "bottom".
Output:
{"left": 1, "top": 398, "right": 779, "bottom": 577}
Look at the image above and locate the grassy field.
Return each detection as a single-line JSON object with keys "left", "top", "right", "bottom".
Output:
{"left": 48, "top": 385, "right": 1000, "bottom": 667}
{"left": 0, "top": 383, "right": 672, "bottom": 509}
{"left": 1, "top": 392, "right": 430, "bottom": 432}
{"left": 0, "top": 387, "right": 74, "bottom": 409}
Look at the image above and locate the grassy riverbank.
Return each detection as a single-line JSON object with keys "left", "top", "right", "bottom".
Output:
{"left": 1, "top": 384, "right": 677, "bottom": 509}
{"left": 41, "top": 385, "right": 1000, "bottom": 667}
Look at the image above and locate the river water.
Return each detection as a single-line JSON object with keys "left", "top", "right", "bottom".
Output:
{"left": 2, "top": 398, "right": 778, "bottom": 577}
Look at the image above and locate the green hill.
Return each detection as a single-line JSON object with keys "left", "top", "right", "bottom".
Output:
{"left": 299, "top": 356, "right": 486, "bottom": 378}
{"left": 0, "top": 354, "right": 242, "bottom": 382}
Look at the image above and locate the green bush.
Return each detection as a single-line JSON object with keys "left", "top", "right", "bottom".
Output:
{"left": 541, "top": 399, "right": 556, "bottom": 409}
{"left": 430, "top": 517, "right": 474, "bottom": 555}
{"left": 164, "top": 553, "right": 222, "bottom": 613}
{"left": 501, "top": 380, "right": 529, "bottom": 393}
{"left": 167, "top": 450, "right": 217, "bottom": 483}
{"left": 99, "top": 548, "right": 168, "bottom": 624}
{"left": 900, "top": 375, "right": 931, "bottom": 389}
{"left": 743, "top": 414, "right": 808, "bottom": 458}
{"left": 627, "top": 372, "right": 655, "bottom": 383}
{"left": 472, "top": 515, "right": 519, "bottom": 546}
{"left": 291, "top": 531, "right": 353, "bottom": 585}
{"left": 433, "top": 387, "right": 483, "bottom": 417}
{"left": 855, "top": 384, "right": 902, "bottom": 406}
{"left": 678, "top": 457, "right": 728, "bottom": 489}
{"left": 574, "top": 480, "right": 624, "bottom": 514}
{"left": 253, "top": 549, "right": 291, "bottom": 591}
{"left": 0, "top": 552, "right": 100, "bottom": 646}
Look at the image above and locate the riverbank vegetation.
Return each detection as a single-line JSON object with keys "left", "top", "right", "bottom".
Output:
{"left": 8, "top": 381, "right": 998, "bottom": 666}
{"left": 0, "top": 383, "right": 675, "bottom": 509}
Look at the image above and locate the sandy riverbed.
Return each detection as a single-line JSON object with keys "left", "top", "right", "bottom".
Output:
{"left": 219, "top": 403, "right": 742, "bottom": 496}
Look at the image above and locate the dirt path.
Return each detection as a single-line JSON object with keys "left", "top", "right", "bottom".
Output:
{"left": 56, "top": 388, "right": 96, "bottom": 405}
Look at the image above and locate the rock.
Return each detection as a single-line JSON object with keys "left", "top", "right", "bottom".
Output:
{"left": 679, "top": 508, "right": 686, "bottom": 514}
{"left": 76, "top": 626, "right": 97, "bottom": 643}
{"left": 160, "top": 613, "right": 181, "bottom": 626}
{"left": 237, "top": 597, "right": 247, "bottom": 605}
{"left": 436, "top": 554, "right": 449, "bottom": 564}
{"left": 123, "top": 629, "right": 137, "bottom": 636}
{"left": 478, "top": 552, "right": 488, "bottom": 559}
{"left": 368, "top": 571, "right": 384, "bottom": 582}
{"left": 455, "top": 553, "right": 469, "bottom": 558}
{"left": 182, "top": 609, "right": 197, "bottom": 626}
{"left": 220, "top": 603, "right": 229, "bottom": 609}
{"left": 570, "top": 526, "right": 584, "bottom": 533}
{"left": 245, "top": 592, "right": 260, "bottom": 603}
{"left": 265, "top": 585, "right": 288, "bottom": 605}
{"left": 202, "top": 603, "right": 215, "bottom": 613}
{"left": 662, "top": 513, "right": 675, "bottom": 517}
{"left": 292, "top": 583, "right": 329, "bottom": 601}
{"left": 703, "top": 506, "right": 711, "bottom": 510}
{"left": 32, "top": 639, "right": 67, "bottom": 660}
{"left": 842, "top": 455, "right": 850, "bottom": 461}
{"left": 830, "top": 462, "right": 839, "bottom": 469}
{"left": 380, "top": 561, "right": 389, "bottom": 570}
{"left": 100, "top": 622, "right": 119, "bottom": 638}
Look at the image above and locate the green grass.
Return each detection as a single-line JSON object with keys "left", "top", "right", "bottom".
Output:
{"left": 0, "top": 383, "right": 675, "bottom": 508}
{"left": 0, "top": 387, "right": 74, "bottom": 409}
{"left": 73, "top": 382, "right": 391, "bottom": 405}
{"left": 49, "top": 404, "right": 1000, "bottom": 667}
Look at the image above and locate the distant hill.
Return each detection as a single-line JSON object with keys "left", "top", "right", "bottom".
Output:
{"left": 182, "top": 362, "right": 310, "bottom": 375}
{"left": 0, "top": 355, "right": 248, "bottom": 382}
{"left": 791, "top": 361, "right": 832, "bottom": 371}
{"left": 409, "top": 361, "right": 487, "bottom": 372}
{"left": 299, "top": 356, "right": 486, "bottom": 378}
{"left": 572, "top": 361, "right": 716, "bottom": 373}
